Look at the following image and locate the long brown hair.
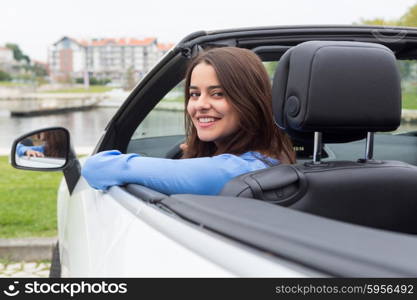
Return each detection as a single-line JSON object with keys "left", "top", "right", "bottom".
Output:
{"left": 43, "top": 130, "right": 68, "bottom": 158}
{"left": 183, "top": 47, "right": 295, "bottom": 164}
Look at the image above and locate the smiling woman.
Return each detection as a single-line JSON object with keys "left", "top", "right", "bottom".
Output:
{"left": 183, "top": 47, "right": 295, "bottom": 162}
{"left": 81, "top": 47, "right": 295, "bottom": 195}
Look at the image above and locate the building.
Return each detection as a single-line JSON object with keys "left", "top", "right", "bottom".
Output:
{"left": 48, "top": 36, "right": 173, "bottom": 83}
{"left": 0, "top": 47, "right": 17, "bottom": 74}
{"left": 0, "top": 47, "right": 15, "bottom": 64}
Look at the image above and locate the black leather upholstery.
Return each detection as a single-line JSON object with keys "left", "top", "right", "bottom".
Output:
{"left": 221, "top": 41, "right": 417, "bottom": 234}
{"left": 272, "top": 41, "right": 401, "bottom": 143}
{"left": 221, "top": 160, "right": 417, "bottom": 233}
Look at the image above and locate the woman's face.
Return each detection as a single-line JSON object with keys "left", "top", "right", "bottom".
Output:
{"left": 187, "top": 62, "right": 240, "bottom": 146}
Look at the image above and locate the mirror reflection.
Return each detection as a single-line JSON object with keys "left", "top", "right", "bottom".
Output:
{"left": 15, "top": 129, "right": 68, "bottom": 169}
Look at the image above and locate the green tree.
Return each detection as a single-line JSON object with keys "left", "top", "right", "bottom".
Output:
{"left": 359, "top": 2, "right": 417, "bottom": 83}
{"left": 359, "top": 2, "right": 417, "bottom": 26}
{"left": 398, "top": 61, "right": 413, "bottom": 80}
{"left": 5, "top": 43, "right": 30, "bottom": 63}
{"left": 0, "top": 70, "right": 12, "bottom": 81}
{"left": 263, "top": 61, "right": 278, "bottom": 78}
{"left": 399, "top": 4, "right": 417, "bottom": 27}
{"left": 76, "top": 77, "right": 111, "bottom": 85}
{"left": 30, "top": 63, "right": 48, "bottom": 77}
{"left": 359, "top": 18, "right": 399, "bottom": 26}
{"left": 124, "top": 66, "right": 137, "bottom": 91}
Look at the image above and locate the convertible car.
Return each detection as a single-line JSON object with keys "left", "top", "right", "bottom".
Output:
{"left": 11, "top": 25, "right": 417, "bottom": 277}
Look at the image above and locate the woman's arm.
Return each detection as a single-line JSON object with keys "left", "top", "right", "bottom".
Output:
{"left": 81, "top": 150, "right": 264, "bottom": 195}
{"left": 16, "top": 143, "right": 45, "bottom": 157}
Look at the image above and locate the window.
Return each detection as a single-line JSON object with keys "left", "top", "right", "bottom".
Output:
{"left": 127, "top": 82, "right": 185, "bottom": 157}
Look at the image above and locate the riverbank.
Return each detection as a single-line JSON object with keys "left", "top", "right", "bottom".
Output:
{"left": 0, "top": 85, "right": 110, "bottom": 116}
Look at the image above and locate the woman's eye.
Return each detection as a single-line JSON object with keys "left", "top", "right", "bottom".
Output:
{"left": 212, "top": 92, "right": 224, "bottom": 98}
{"left": 189, "top": 92, "right": 200, "bottom": 98}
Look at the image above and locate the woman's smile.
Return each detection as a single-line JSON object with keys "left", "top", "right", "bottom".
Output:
{"left": 196, "top": 115, "right": 222, "bottom": 128}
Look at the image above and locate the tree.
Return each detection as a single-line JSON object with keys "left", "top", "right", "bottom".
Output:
{"left": 5, "top": 43, "right": 30, "bottom": 63}
{"left": 359, "top": 3, "right": 417, "bottom": 27}
{"left": 358, "top": 18, "right": 399, "bottom": 26}
{"left": 124, "top": 66, "right": 137, "bottom": 91}
{"left": 359, "top": 4, "right": 417, "bottom": 82}
{"left": 0, "top": 70, "right": 12, "bottom": 81}
{"left": 399, "top": 4, "right": 417, "bottom": 27}
{"left": 263, "top": 61, "right": 278, "bottom": 78}
{"left": 31, "top": 63, "right": 48, "bottom": 77}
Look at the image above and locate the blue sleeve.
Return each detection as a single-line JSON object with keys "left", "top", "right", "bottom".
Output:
{"left": 16, "top": 143, "right": 45, "bottom": 157}
{"left": 81, "top": 150, "right": 266, "bottom": 195}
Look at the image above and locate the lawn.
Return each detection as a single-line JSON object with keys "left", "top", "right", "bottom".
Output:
{"left": 0, "top": 81, "right": 30, "bottom": 87}
{"left": 401, "top": 83, "right": 417, "bottom": 110}
{"left": 402, "top": 92, "right": 417, "bottom": 109}
{"left": 0, "top": 156, "right": 61, "bottom": 238}
{"left": 45, "top": 85, "right": 113, "bottom": 93}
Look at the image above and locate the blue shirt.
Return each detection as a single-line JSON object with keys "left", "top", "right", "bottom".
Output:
{"left": 81, "top": 150, "right": 279, "bottom": 195}
{"left": 16, "top": 143, "right": 45, "bottom": 157}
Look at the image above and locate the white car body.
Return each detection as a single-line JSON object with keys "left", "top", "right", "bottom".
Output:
{"left": 57, "top": 175, "right": 309, "bottom": 277}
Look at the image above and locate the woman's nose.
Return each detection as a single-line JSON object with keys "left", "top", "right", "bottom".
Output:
{"left": 196, "top": 94, "right": 211, "bottom": 110}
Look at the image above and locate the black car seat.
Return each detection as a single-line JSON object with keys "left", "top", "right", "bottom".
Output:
{"left": 220, "top": 41, "right": 417, "bottom": 234}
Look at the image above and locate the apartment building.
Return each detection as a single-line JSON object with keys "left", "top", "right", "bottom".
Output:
{"left": 0, "top": 47, "right": 14, "bottom": 64}
{"left": 0, "top": 47, "right": 17, "bottom": 73}
{"left": 48, "top": 36, "right": 173, "bottom": 83}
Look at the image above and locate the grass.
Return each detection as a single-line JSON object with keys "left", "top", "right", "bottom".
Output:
{"left": 402, "top": 92, "right": 417, "bottom": 109}
{"left": 0, "top": 156, "right": 61, "bottom": 238}
{"left": 401, "top": 83, "right": 417, "bottom": 109}
{"left": 44, "top": 85, "right": 113, "bottom": 93}
{"left": 0, "top": 81, "right": 30, "bottom": 87}
{"left": 161, "top": 96, "right": 183, "bottom": 103}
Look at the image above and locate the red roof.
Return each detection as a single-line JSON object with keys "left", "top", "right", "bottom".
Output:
{"left": 157, "top": 43, "right": 174, "bottom": 51}
{"left": 33, "top": 59, "right": 47, "bottom": 66}
{"left": 81, "top": 37, "right": 157, "bottom": 47}
{"left": 57, "top": 36, "right": 169, "bottom": 48}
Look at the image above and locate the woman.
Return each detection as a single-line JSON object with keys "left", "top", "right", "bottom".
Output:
{"left": 82, "top": 47, "right": 295, "bottom": 195}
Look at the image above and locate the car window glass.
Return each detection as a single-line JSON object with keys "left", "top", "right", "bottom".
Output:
{"left": 127, "top": 81, "right": 185, "bottom": 157}
{"left": 131, "top": 81, "right": 185, "bottom": 140}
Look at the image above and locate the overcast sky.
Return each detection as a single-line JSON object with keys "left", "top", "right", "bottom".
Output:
{"left": 1, "top": 0, "right": 416, "bottom": 61}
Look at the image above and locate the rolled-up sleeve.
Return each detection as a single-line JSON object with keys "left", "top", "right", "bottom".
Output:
{"left": 81, "top": 150, "right": 266, "bottom": 195}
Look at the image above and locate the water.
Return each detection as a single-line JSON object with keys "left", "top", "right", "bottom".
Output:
{"left": 0, "top": 107, "right": 118, "bottom": 150}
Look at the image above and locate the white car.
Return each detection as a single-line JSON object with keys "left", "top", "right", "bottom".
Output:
{"left": 11, "top": 25, "right": 417, "bottom": 277}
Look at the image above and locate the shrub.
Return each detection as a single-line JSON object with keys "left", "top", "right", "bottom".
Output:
{"left": 75, "top": 77, "right": 111, "bottom": 85}
{"left": 0, "top": 70, "right": 12, "bottom": 81}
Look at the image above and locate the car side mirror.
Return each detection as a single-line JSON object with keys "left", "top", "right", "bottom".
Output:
{"left": 11, "top": 127, "right": 71, "bottom": 171}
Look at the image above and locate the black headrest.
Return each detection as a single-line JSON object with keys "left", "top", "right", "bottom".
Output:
{"left": 272, "top": 41, "right": 401, "bottom": 143}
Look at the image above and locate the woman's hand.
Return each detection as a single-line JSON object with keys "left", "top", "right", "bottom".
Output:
{"left": 26, "top": 150, "right": 45, "bottom": 158}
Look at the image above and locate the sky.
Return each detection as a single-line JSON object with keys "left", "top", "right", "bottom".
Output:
{"left": 1, "top": 0, "right": 416, "bottom": 62}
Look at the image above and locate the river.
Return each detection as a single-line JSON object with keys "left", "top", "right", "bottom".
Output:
{"left": 0, "top": 107, "right": 116, "bottom": 151}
